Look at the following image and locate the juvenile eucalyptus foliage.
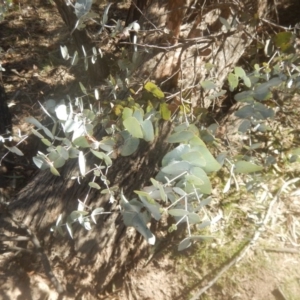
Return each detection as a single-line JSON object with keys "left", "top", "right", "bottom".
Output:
{"left": 27, "top": 74, "right": 222, "bottom": 250}
{"left": 24, "top": 3, "right": 300, "bottom": 251}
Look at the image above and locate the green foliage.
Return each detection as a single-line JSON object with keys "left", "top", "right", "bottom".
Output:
{"left": 144, "top": 82, "right": 165, "bottom": 99}
{"left": 228, "top": 67, "right": 251, "bottom": 91}
{"left": 30, "top": 70, "right": 222, "bottom": 249}
{"left": 23, "top": 7, "right": 300, "bottom": 253}
{"left": 0, "top": 0, "right": 13, "bottom": 22}
{"left": 44, "top": 44, "right": 300, "bottom": 248}
{"left": 121, "top": 193, "right": 155, "bottom": 245}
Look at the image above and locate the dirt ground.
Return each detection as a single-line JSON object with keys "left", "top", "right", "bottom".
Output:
{"left": 0, "top": 1, "right": 300, "bottom": 300}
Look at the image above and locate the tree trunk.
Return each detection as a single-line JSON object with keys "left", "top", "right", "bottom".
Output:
{"left": 53, "top": 0, "right": 109, "bottom": 85}
{"left": 0, "top": 84, "right": 11, "bottom": 136}
{"left": 126, "top": 0, "right": 267, "bottom": 107}
{"left": 0, "top": 84, "right": 12, "bottom": 193}
{"left": 0, "top": 0, "right": 273, "bottom": 299}
{"left": 0, "top": 121, "right": 173, "bottom": 299}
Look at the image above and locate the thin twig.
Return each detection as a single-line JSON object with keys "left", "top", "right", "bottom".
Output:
{"left": 190, "top": 178, "right": 300, "bottom": 300}
{"left": 120, "top": 36, "right": 213, "bottom": 52}
{"left": 264, "top": 248, "right": 299, "bottom": 254}
{"left": 131, "top": 0, "right": 157, "bottom": 30}
{"left": 260, "top": 18, "right": 290, "bottom": 31}
{"left": 0, "top": 234, "right": 30, "bottom": 241}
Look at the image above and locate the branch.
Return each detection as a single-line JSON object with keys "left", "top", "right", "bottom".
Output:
{"left": 0, "top": 234, "right": 30, "bottom": 241}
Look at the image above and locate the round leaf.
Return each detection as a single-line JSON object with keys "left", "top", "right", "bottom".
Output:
{"left": 144, "top": 82, "right": 164, "bottom": 99}
{"left": 191, "top": 145, "right": 221, "bottom": 173}
{"left": 234, "top": 67, "right": 246, "bottom": 78}
{"left": 123, "top": 117, "right": 143, "bottom": 139}
{"left": 53, "top": 156, "right": 66, "bottom": 168}
{"left": 228, "top": 73, "right": 238, "bottom": 91}
{"left": 159, "top": 103, "right": 171, "bottom": 121}
{"left": 243, "top": 76, "right": 251, "bottom": 88}
{"left": 188, "top": 167, "right": 212, "bottom": 194}
{"left": 178, "top": 237, "right": 191, "bottom": 251}
{"left": 120, "top": 136, "right": 139, "bottom": 156}
{"left": 162, "top": 144, "right": 190, "bottom": 166}
{"left": 141, "top": 119, "right": 154, "bottom": 142}
{"left": 201, "top": 80, "right": 216, "bottom": 90}
{"left": 73, "top": 136, "right": 91, "bottom": 148}
{"left": 181, "top": 151, "right": 206, "bottom": 167}
{"left": 162, "top": 161, "right": 191, "bottom": 175}
{"left": 89, "top": 182, "right": 101, "bottom": 190}
{"left": 168, "top": 209, "right": 189, "bottom": 217}
{"left": 167, "top": 130, "right": 195, "bottom": 143}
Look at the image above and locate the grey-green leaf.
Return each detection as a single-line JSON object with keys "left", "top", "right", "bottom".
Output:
{"left": 138, "top": 195, "right": 161, "bottom": 221}
{"left": 187, "top": 212, "right": 201, "bottom": 224}
{"left": 167, "top": 130, "right": 195, "bottom": 143}
{"left": 238, "top": 119, "right": 251, "bottom": 133}
{"left": 243, "top": 76, "right": 252, "bottom": 88}
{"left": 89, "top": 182, "right": 101, "bottom": 190}
{"left": 162, "top": 144, "right": 190, "bottom": 167}
{"left": 53, "top": 156, "right": 65, "bottom": 168}
{"left": 91, "top": 149, "right": 112, "bottom": 166}
{"left": 91, "top": 207, "right": 104, "bottom": 224}
{"left": 73, "top": 136, "right": 91, "bottom": 148}
{"left": 228, "top": 73, "right": 238, "bottom": 91}
{"left": 235, "top": 103, "right": 274, "bottom": 120}
{"left": 79, "top": 82, "right": 88, "bottom": 95}
{"left": 181, "top": 151, "right": 206, "bottom": 168}
{"left": 191, "top": 145, "right": 221, "bottom": 173}
{"left": 201, "top": 80, "right": 216, "bottom": 90}
{"left": 178, "top": 237, "right": 191, "bottom": 251}
{"left": 4, "top": 145, "right": 24, "bottom": 156}
{"left": 161, "top": 161, "right": 191, "bottom": 175}
{"left": 234, "top": 67, "right": 246, "bottom": 78}
{"left": 120, "top": 136, "right": 139, "bottom": 156}
{"left": 123, "top": 117, "right": 143, "bottom": 139}
{"left": 234, "top": 160, "right": 263, "bottom": 174}
{"left": 168, "top": 209, "right": 188, "bottom": 217}
{"left": 121, "top": 194, "right": 155, "bottom": 245}
{"left": 187, "top": 167, "right": 212, "bottom": 194}
{"left": 71, "top": 51, "right": 79, "bottom": 66}
{"left": 141, "top": 119, "right": 154, "bottom": 142}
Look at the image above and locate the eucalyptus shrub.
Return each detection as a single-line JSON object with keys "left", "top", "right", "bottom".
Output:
{"left": 7, "top": 2, "right": 300, "bottom": 251}
{"left": 26, "top": 77, "right": 223, "bottom": 250}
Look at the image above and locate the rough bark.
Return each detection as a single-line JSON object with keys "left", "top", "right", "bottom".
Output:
{"left": 53, "top": 0, "right": 109, "bottom": 84}
{"left": 0, "top": 122, "right": 172, "bottom": 299}
{"left": 0, "top": 84, "right": 11, "bottom": 136}
{"left": 0, "top": 84, "right": 12, "bottom": 191}
{"left": 125, "top": 0, "right": 268, "bottom": 108}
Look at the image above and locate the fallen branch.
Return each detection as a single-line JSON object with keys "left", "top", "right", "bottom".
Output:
{"left": 190, "top": 177, "right": 300, "bottom": 300}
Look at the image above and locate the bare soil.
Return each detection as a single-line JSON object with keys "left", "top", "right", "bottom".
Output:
{"left": 0, "top": 1, "right": 300, "bottom": 300}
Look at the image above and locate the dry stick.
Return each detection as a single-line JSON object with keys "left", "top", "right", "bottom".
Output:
{"left": 264, "top": 247, "right": 299, "bottom": 254}
{"left": 190, "top": 177, "right": 300, "bottom": 300}
{"left": 0, "top": 234, "right": 30, "bottom": 241}
{"left": 120, "top": 37, "right": 213, "bottom": 51}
